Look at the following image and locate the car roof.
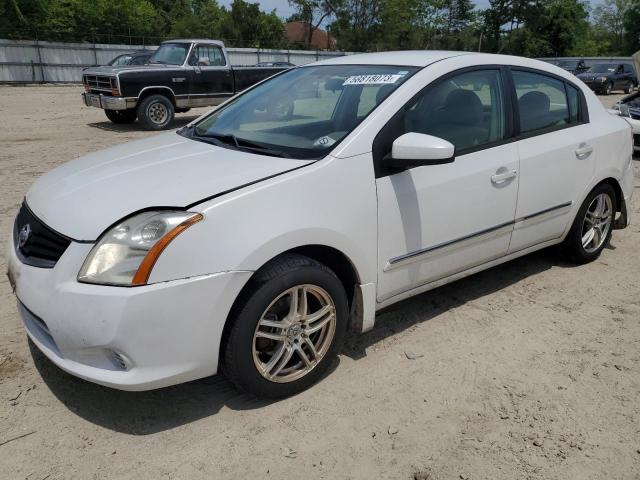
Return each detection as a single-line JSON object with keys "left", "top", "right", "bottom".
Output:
{"left": 163, "top": 39, "right": 225, "bottom": 47}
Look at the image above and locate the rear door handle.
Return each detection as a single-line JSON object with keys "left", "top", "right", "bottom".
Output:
{"left": 575, "top": 143, "right": 593, "bottom": 160}
{"left": 491, "top": 169, "right": 517, "bottom": 185}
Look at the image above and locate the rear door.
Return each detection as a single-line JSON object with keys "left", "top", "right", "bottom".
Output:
{"left": 509, "top": 68, "right": 595, "bottom": 252}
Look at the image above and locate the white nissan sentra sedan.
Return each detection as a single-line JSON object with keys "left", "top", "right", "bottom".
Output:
{"left": 7, "top": 51, "right": 634, "bottom": 398}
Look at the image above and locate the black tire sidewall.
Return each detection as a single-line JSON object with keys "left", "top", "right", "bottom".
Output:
{"left": 564, "top": 184, "right": 616, "bottom": 263}
{"left": 137, "top": 94, "right": 174, "bottom": 130}
{"left": 224, "top": 264, "right": 348, "bottom": 398}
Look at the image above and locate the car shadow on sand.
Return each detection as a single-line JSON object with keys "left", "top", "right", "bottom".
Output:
{"left": 30, "top": 247, "right": 585, "bottom": 435}
{"left": 86, "top": 114, "right": 200, "bottom": 133}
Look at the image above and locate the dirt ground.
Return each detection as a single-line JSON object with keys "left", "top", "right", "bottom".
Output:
{"left": 0, "top": 86, "right": 638, "bottom": 480}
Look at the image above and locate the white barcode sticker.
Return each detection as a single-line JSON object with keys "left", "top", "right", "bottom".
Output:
{"left": 342, "top": 74, "right": 402, "bottom": 86}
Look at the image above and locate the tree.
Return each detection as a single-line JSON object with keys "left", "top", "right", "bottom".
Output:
{"left": 289, "top": 0, "right": 340, "bottom": 47}
{"left": 623, "top": 0, "right": 640, "bottom": 54}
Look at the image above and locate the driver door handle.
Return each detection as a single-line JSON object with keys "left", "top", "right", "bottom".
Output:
{"left": 491, "top": 169, "right": 517, "bottom": 185}
{"left": 575, "top": 143, "right": 593, "bottom": 160}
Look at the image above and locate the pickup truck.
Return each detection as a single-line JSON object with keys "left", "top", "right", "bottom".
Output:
{"left": 82, "top": 39, "right": 289, "bottom": 130}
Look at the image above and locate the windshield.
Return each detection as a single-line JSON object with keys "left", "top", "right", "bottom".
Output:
{"left": 149, "top": 43, "right": 190, "bottom": 65}
{"left": 588, "top": 64, "right": 616, "bottom": 73}
{"left": 186, "top": 65, "right": 418, "bottom": 159}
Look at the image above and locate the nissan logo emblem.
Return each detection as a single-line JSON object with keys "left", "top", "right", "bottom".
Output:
{"left": 18, "top": 224, "right": 32, "bottom": 248}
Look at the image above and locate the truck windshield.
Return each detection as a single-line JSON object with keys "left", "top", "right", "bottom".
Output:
{"left": 149, "top": 43, "right": 190, "bottom": 65}
{"left": 186, "top": 64, "right": 418, "bottom": 159}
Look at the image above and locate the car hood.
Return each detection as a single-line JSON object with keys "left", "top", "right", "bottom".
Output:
{"left": 577, "top": 72, "right": 609, "bottom": 80}
{"left": 26, "top": 133, "right": 309, "bottom": 241}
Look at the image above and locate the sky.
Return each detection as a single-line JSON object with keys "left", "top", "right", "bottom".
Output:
{"left": 218, "top": 0, "right": 603, "bottom": 21}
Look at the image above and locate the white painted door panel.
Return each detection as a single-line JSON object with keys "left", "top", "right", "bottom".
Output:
{"left": 377, "top": 143, "right": 519, "bottom": 302}
{"left": 510, "top": 124, "right": 595, "bottom": 252}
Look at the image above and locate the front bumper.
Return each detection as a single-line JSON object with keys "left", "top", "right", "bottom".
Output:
{"left": 82, "top": 92, "right": 137, "bottom": 111}
{"left": 7, "top": 235, "right": 251, "bottom": 391}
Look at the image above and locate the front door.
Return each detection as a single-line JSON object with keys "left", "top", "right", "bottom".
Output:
{"left": 187, "top": 43, "right": 233, "bottom": 106}
{"left": 375, "top": 68, "right": 519, "bottom": 302}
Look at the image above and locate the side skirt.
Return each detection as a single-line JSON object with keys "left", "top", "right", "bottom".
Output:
{"left": 373, "top": 237, "right": 563, "bottom": 314}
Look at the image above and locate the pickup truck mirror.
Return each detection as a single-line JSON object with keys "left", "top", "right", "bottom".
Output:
{"left": 386, "top": 133, "right": 455, "bottom": 169}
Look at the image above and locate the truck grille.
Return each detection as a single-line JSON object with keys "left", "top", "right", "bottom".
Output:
{"left": 14, "top": 202, "right": 72, "bottom": 268}
{"left": 83, "top": 74, "right": 117, "bottom": 93}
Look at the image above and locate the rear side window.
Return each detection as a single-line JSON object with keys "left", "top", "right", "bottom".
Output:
{"left": 190, "top": 45, "right": 226, "bottom": 67}
{"left": 513, "top": 71, "right": 570, "bottom": 133}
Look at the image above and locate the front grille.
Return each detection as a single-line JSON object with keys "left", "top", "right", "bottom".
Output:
{"left": 83, "top": 74, "right": 116, "bottom": 93}
{"left": 14, "top": 202, "right": 71, "bottom": 268}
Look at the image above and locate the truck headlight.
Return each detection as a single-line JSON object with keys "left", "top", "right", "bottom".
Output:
{"left": 78, "top": 211, "right": 203, "bottom": 286}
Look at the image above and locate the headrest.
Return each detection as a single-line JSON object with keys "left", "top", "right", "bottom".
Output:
{"left": 519, "top": 91, "right": 550, "bottom": 114}
{"left": 444, "top": 89, "right": 483, "bottom": 126}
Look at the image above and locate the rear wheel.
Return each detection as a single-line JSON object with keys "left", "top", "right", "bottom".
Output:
{"left": 222, "top": 254, "right": 348, "bottom": 398}
{"left": 561, "top": 184, "right": 615, "bottom": 263}
{"left": 137, "top": 94, "right": 175, "bottom": 130}
{"left": 105, "top": 109, "right": 137, "bottom": 124}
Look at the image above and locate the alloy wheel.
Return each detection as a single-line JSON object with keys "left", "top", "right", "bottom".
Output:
{"left": 252, "top": 284, "right": 336, "bottom": 383}
{"left": 581, "top": 193, "right": 613, "bottom": 253}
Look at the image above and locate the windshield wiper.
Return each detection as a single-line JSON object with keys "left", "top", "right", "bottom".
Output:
{"left": 191, "top": 131, "right": 291, "bottom": 158}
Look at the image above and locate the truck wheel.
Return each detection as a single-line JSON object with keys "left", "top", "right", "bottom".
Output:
{"left": 222, "top": 253, "right": 348, "bottom": 398}
{"left": 137, "top": 94, "right": 175, "bottom": 130}
{"left": 105, "top": 109, "right": 137, "bottom": 124}
{"left": 624, "top": 81, "right": 633, "bottom": 94}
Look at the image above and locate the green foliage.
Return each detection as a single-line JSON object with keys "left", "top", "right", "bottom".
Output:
{"left": 0, "top": 0, "right": 637, "bottom": 56}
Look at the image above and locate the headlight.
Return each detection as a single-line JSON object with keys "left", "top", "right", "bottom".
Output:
{"left": 78, "top": 210, "right": 203, "bottom": 286}
{"left": 597, "top": 76, "right": 608, "bottom": 82}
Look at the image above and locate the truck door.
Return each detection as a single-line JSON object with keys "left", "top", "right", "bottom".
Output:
{"left": 187, "top": 44, "right": 234, "bottom": 106}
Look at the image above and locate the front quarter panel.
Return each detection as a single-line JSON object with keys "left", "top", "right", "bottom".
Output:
{"left": 147, "top": 154, "right": 378, "bottom": 286}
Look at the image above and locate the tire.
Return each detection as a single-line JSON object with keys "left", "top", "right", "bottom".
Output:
{"left": 561, "top": 183, "right": 616, "bottom": 264}
{"left": 604, "top": 82, "right": 613, "bottom": 95}
{"left": 136, "top": 94, "right": 175, "bottom": 130}
{"left": 104, "top": 109, "right": 137, "bottom": 124}
{"left": 624, "top": 81, "right": 633, "bottom": 94}
{"left": 222, "top": 253, "right": 348, "bottom": 398}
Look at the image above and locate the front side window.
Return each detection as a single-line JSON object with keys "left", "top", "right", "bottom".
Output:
{"left": 186, "top": 65, "right": 418, "bottom": 159}
{"left": 149, "top": 43, "right": 190, "bottom": 65}
{"left": 513, "top": 70, "right": 570, "bottom": 133}
{"left": 389, "top": 69, "right": 506, "bottom": 152}
{"left": 588, "top": 64, "right": 616, "bottom": 73}
{"left": 189, "top": 45, "right": 226, "bottom": 67}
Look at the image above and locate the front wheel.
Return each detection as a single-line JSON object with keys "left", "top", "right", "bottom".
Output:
{"left": 624, "top": 81, "right": 633, "bottom": 94}
{"left": 137, "top": 94, "right": 175, "bottom": 130}
{"left": 222, "top": 254, "right": 348, "bottom": 398}
{"left": 105, "top": 109, "right": 137, "bottom": 124}
{"left": 604, "top": 82, "right": 613, "bottom": 95}
{"left": 561, "top": 184, "right": 616, "bottom": 263}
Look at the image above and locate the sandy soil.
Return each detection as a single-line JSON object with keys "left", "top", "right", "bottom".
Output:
{"left": 0, "top": 86, "right": 639, "bottom": 480}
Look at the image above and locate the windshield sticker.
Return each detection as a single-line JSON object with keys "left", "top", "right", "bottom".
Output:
{"left": 343, "top": 74, "right": 403, "bottom": 86}
{"left": 313, "top": 136, "right": 336, "bottom": 147}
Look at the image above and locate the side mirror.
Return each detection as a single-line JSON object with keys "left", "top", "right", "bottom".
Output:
{"left": 387, "top": 133, "right": 455, "bottom": 169}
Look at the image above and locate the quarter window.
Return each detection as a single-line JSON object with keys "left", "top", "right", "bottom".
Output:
{"left": 513, "top": 71, "right": 570, "bottom": 133}
{"left": 395, "top": 69, "right": 505, "bottom": 152}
